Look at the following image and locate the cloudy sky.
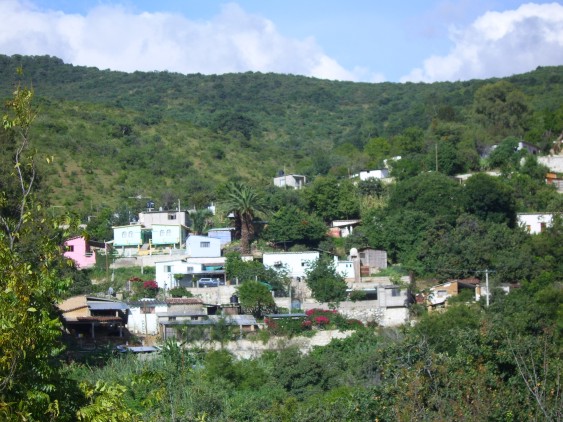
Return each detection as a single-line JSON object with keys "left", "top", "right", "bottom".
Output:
{"left": 2, "top": 0, "right": 562, "bottom": 82}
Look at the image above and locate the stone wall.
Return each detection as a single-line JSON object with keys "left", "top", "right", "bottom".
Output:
{"left": 190, "top": 330, "right": 355, "bottom": 359}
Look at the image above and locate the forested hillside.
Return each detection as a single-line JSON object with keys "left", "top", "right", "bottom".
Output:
{"left": 0, "top": 55, "right": 562, "bottom": 215}
{"left": 1, "top": 56, "right": 562, "bottom": 420}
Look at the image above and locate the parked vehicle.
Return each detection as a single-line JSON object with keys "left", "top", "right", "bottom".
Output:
{"left": 197, "top": 278, "right": 225, "bottom": 287}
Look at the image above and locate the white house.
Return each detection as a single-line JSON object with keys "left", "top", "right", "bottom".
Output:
{"left": 273, "top": 174, "right": 307, "bottom": 189}
{"left": 351, "top": 169, "right": 389, "bottom": 181}
{"left": 330, "top": 220, "right": 360, "bottom": 238}
{"left": 263, "top": 251, "right": 320, "bottom": 279}
{"left": 334, "top": 256, "right": 354, "bottom": 279}
{"left": 186, "top": 235, "right": 221, "bottom": 258}
{"left": 127, "top": 297, "right": 206, "bottom": 336}
{"left": 155, "top": 257, "right": 226, "bottom": 290}
{"left": 517, "top": 213, "right": 556, "bottom": 234}
{"left": 127, "top": 299, "right": 168, "bottom": 335}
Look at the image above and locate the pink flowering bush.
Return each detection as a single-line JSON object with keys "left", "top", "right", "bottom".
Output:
{"left": 314, "top": 316, "right": 330, "bottom": 326}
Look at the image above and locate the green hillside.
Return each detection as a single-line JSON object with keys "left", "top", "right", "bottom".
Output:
{"left": 1, "top": 54, "right": 562, "bottom": 216}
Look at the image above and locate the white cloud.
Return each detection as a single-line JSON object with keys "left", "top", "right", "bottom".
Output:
{"left": 401, "top": 3, "right": 563, "bottom": 82}
{"left": 0, "top": 0, "right": 374, "bottom": 82}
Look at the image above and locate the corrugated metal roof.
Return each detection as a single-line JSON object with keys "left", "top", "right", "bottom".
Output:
{"left": 88, "top": 302, "right": 129, "bottom": 311}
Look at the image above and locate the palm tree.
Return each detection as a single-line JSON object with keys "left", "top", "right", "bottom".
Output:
{"left": 224, "top": 182, "right": 266, "bottom": 254}
{"left": 188, "top": 208, "right": 213, "bottom": 235}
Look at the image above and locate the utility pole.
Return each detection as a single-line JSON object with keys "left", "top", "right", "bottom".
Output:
{"left": 475, "top": 269, "right": 494, "bottom": 307}
{"left": 485, "top": 269, "right": 490, "bottom": 307}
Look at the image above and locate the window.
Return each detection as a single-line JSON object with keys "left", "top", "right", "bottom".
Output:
{"left": 122, "top": 232, "right": 127, "bottom": 238}
{"left": 66, "top": 245, "right": 74, "bottom": 252}
{"left": 200, "top": 242, "right": 210, "bottom": 248}
{"left": 128, "top": 231, "right": 133, "bottom": 238}
{"left": 165, "top": 265, "right": 172, "bottom": 272}
{"left": 141, "top": 306, "right": 155, "bottom": 314}
{"left": 168, "top": 214, "right": 176, "bottom": 220}
{"left": 186, "top": 267, "right": 194, "bottom": 273}
{"left": 391, "top": 288, "right": 401, "bottom": 297}
{"left": 166, "top": 229, "right": 171, "bottom": 236}
{"left": 160, "top": 230, "right": 165, "bottom": 236}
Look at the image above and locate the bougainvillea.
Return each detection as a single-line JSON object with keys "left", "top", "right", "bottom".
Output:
{"left": 143, "top": 280, "right": 158, "bottom": 290}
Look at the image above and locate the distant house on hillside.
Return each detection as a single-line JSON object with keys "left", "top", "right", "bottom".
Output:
{"left": 350, "top": 169, "right": 389, "bottom": 181}
{"left": 64, "top": 236, "right": 98, "bottom": 269}
{"left": 263, "top": 251, "right": 319, "bottom": 279}
{"left": 208, "top": 227, "right": 234, "bottom": 246}
{"left": 517, "top": 212, "right": 557, "bottom": 234}
{"left": 138, "top": 210, "right": 188, "bottom": 228}
{"left": 186, "top": 235, "right": 221, "bottom": 258}
{"left": 517, "top": 141, "right": 541, "bottom": 155}
{"left": 329, "top": 220, "right": 360, "bottom": 238}
{"left": 273, "top": 173, "right": 307, "bottom": 189}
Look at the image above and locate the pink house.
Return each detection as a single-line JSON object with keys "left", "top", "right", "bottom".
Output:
{"left": 64, "top": 236, "right": 96, "bottom": 269}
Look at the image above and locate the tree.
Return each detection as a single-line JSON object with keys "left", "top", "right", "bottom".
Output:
{"left": 305, "top": 176, "right": 359, "bottom": 223}
{"left": 473, "top": 81, "right": 529, "bottom": 135}
{"left": 188, "top": 208, "right": 213, "bottom": 235}
{"left": 264, "top": 206, "right": 327, "bottom": 249}
{"left": 236, "top": 280, "right": 276, "bottom": 317}
{"left": 226, "top": 253, "right": 289, "bottom": 294}
{"left": 387, "top": 172, "right": 462, "bottom": 223}
{"left": 305, "top": 256, "right": 347, "bottom": 304}
{"left": 462, "top": 173, "right": 517, "bottom": 227}
{"left": 224, "top": 182, "right": 267, "bottom": 254}
{"left": 0, "top": 71, "right": 72, "bottom": 418}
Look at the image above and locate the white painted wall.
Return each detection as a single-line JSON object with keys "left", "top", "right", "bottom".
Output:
{"left": 517, "top": 213, "right": 554, "bottom": 234}
{"left": 127, "top": 301, "right": 167, "bottom": 335}
{"left": 186, "top": 235, "right": 221, "bottom": 258}
{"left": 263, "top": 251, "right": 319, "bottom": 278}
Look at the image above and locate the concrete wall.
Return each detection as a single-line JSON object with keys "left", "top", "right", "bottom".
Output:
{"left": 188, "top": 330, "right": 355, "bottom": 359}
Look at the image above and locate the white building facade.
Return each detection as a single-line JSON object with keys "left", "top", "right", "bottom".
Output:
{"left": 263, "top": 251, "right": 320, "bottom": 279}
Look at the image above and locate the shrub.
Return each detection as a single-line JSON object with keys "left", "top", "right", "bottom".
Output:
{"left": 169, "top": 287, "right": 192, "bottom": 298}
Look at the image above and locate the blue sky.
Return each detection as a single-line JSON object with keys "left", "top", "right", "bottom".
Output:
{"left": 2, "top": 0, "right": 562, "bottom": 82}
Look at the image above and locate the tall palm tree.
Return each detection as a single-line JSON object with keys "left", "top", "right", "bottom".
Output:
{"left": 225, "top": 182, "right": 266, "bottom": 254}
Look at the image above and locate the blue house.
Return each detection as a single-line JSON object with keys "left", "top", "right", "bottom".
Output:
{"left": 207, "top": 227, "right": 234, "bottom": 246}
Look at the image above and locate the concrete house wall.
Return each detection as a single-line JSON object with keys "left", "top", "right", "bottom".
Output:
{"left": 113, "top": 225, "right": 143, "bottom": 247}
{"left": 352, "top": 169, "right": 389, "bottom": 180}
{"left": 127, "top": 300, "right": 168, "bottom": 335}
{"left": 151, "top": 224, "right": 187, "bottom": 246}
{"left": 273, "top": 174, "right": 307, "bottom": 189}
{"left": 208, "top": 228, "right": 233, "bottom": 246}
{"left": 138, "top": 210, "right": 188, "bottom": 228}
{"left": 517, "top": 213, "right": 554, "bottom": 234}
{"left": 64, "top": 236, "right": 96, "bottom": 269}
{"left": 186, "top": 235, "right": 221, "bottom": 258}
{"left": 155, "top": 260, "right": 205, "bottom": 289}
{"left": 263, "top": 251, "right": 320, "bottom": 278}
